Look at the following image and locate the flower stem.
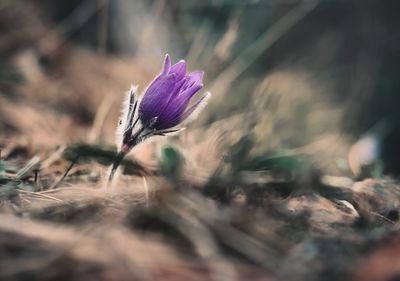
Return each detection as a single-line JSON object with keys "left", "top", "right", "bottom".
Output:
{"left": 108, "top": 151, "right": 125, "bottom": 182}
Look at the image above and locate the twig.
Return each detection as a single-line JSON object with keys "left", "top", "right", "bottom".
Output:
{"left": 371, "top": 211, "right": 395, "bottom": 225}
{"left": 34, "top": 169, "right": 39, "bottom": 183}
{"left": 49, "top": 160, "right": 76, "bottom": 189}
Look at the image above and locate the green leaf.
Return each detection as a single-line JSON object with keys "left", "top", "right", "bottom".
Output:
{"left": 244, "top": 151, "right": 310, "bottom": 173}
{"left": 62, "top": 143, "right": 147, "bottom": 176}
{"left": 160, "top": 145, "right": 183, "bottom": 182}
{"left": 0, "top": 160, "right": 18, "bottom": 174}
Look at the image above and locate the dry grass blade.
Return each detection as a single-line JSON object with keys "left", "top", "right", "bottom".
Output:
{"left": 15, "top": 156, "right": 40, "bottom": 179}
{"left": 18, "top": 189, "right": 65, "bottom": 203}
{"left": 88, "top": 93, "right": 115, "bottom": 143}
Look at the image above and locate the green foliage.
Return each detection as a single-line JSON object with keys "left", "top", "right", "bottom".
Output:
{"left": 0, "top": 159, "right": 19, "bottom": 195}
{"left": 244, "top": 151, "right": 310, "bottom": 173}
{"left": 62, "top": 143, "right": 146, "bottom": 175}
{"left": 225, "top": 135, "right": 310, "bottom": 174}
{"left": 159, "top": 145, "right": 183, "bottom": 182}
{"left": 63, "top": 143, "right": 119, "bottom": 165}
{"left": 0, "top": 160, "right": 17, "bottom": 174}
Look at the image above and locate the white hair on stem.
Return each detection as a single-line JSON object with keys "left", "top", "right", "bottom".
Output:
{"left": 115, "top": 85, "right": 139, "bottom": 148}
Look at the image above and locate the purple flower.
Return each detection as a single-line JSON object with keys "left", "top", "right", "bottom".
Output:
{"left": 139, "top": 54, "right": 207, "bottom": 130}
{"left": 116, "top": 54, "right": 210, "bottom": 154}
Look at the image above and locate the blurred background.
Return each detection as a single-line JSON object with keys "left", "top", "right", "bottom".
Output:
{"left": 1, "top": 1, "right": 400, "bottom": 281}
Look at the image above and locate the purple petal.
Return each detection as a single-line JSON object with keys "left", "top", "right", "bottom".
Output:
{"left": 170, "top": 60, "right": 186, "bottom": 80}
{"left": 180, "top": 71, "right": 203, "bottom": 93}
{"left": 157, "top": 91, "right": 205, "bottom": 129}
{"left": 155, "top": 84, "right": 203, "bottom": 129}
{"left": 187, "top": 71, "right": 204, "bottom": 84}
{"left": 161, "top": 54, "right": 171, "bottom": 76}
{"left": 170, "top": 76, "right": 187, "bottom": 97}
{"left": 139, "top": 73, "right": 176, "bottom": 125}
{"left": 137, "top": 54, "right": 207, "bottom": 130}
{"left": 179, "top": 83, "right": 203, "bottom": 100}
